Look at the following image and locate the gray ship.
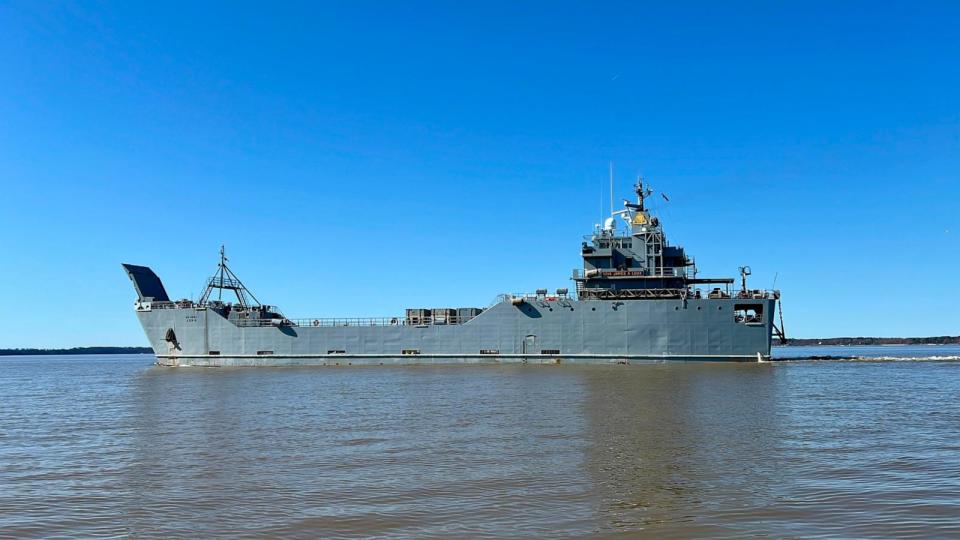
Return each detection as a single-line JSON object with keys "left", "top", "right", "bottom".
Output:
{"left": 124, "top": 180, "right": 785, "bottom": 366}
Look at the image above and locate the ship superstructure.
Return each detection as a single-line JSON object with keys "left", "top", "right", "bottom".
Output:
{"left": 577, "top": 181, "right": 737, "bottom": 301}
{"left": 124, "top": 180, "right": 784, "bottom": 366}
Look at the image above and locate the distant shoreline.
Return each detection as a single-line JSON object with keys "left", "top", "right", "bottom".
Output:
{"left": 2, "top": 338, "right": 959, "bottom": 356}
{"left": 0, "top": 347, "right": 153, "bottom": 356}
{"left": 782, "top": 336, "right": 960, "bottom": 346}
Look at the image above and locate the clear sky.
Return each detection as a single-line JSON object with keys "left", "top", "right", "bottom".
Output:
{"left": 1, "top": 1, "right": 957, "bottom": 347}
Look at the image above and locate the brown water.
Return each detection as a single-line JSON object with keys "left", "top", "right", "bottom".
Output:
{"left": 1, "top": 352, "right": 959, "bottom": 538}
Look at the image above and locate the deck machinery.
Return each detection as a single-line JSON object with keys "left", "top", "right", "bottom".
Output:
{"left": 124, "top": 180, "right": 785, "bottom": 366}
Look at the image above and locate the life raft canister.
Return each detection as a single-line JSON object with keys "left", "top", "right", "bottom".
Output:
{"left": 312, "top": 319, "right": 320, "bottom": 327}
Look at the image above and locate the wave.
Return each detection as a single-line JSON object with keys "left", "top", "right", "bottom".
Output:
{"left": 776, "top": 355, "right": 960, "bottom": 362}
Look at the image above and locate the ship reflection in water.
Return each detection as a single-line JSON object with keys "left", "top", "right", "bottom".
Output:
{"left": 582, "top": 364, "right": 782, "bottom": 535}
{"left": 0, "top": 352, "right": 958, "bottom": 537}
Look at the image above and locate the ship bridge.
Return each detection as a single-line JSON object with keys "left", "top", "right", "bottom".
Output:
{"left": 574, "top": 180, "right": 735, "bottom": 300}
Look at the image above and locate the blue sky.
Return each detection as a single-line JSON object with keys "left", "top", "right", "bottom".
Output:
{"left": 1, "top": 1, "right": 957, "bottom": 347}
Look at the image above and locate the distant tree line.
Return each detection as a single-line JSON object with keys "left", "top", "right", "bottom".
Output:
{"left": 784, "top": 336, "right": 960, "bottom": 346}
{"left": 0, "top": 347, "right": 153, "bottom": 356}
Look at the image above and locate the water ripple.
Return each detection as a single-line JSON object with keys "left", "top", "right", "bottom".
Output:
{"left": 0, "top": 353, "right": 958, "bottom": 538}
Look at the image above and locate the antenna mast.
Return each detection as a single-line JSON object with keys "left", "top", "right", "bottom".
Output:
{"left": 218, "top": 245, "right": 226, "bottom": 301}
{"left": 198, "top": 246, "right": 262, "bottom": 308}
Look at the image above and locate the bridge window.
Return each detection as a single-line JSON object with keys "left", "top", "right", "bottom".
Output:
{"left": 734, "top": 304, "right": 763, "bottom": 324}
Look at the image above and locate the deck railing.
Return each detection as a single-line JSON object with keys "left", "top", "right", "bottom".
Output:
{"left": 232, "top": 314, "right": 481, "bottom": 328}
{"left": 144, "top": 287, "right": 781, "bottom": 329}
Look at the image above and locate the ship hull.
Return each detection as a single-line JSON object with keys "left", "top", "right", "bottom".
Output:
{"left": 136, "top": 297, "right": 776, "bottom": 366}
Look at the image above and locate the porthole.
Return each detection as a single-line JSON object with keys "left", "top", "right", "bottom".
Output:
{"left": 718, "top": 306, "right": 723, "bottom": 310}
{"left": 674, "top": 306, "right": 679, "bottom": 311}
{"left": 591, "top": 307, "right": 596, "bottom": 311}
{"left": 549, "top": 308, "right": 553, "bottom": 312}
{"left": 697, "top": 306, "right": 702, "bottom": 311}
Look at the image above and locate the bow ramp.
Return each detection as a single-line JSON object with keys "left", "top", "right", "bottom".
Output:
{"left": 122, "top": 263, "right": 170, "bottom": 302}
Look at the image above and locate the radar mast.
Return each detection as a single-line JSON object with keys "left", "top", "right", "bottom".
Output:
{"left": 198, "top": 246, "right": 261, "bottom": 308}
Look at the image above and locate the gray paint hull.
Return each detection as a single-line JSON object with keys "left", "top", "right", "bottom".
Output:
{"left": 136, "top": 297, "right": 776, "bottom": 366}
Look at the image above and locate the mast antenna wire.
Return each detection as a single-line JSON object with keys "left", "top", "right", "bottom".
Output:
{"left": 600, "top": 176, "right": 604, "bottom": 226}
{"left": 609, "top": 162, "right": 614, "bottom": 216}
